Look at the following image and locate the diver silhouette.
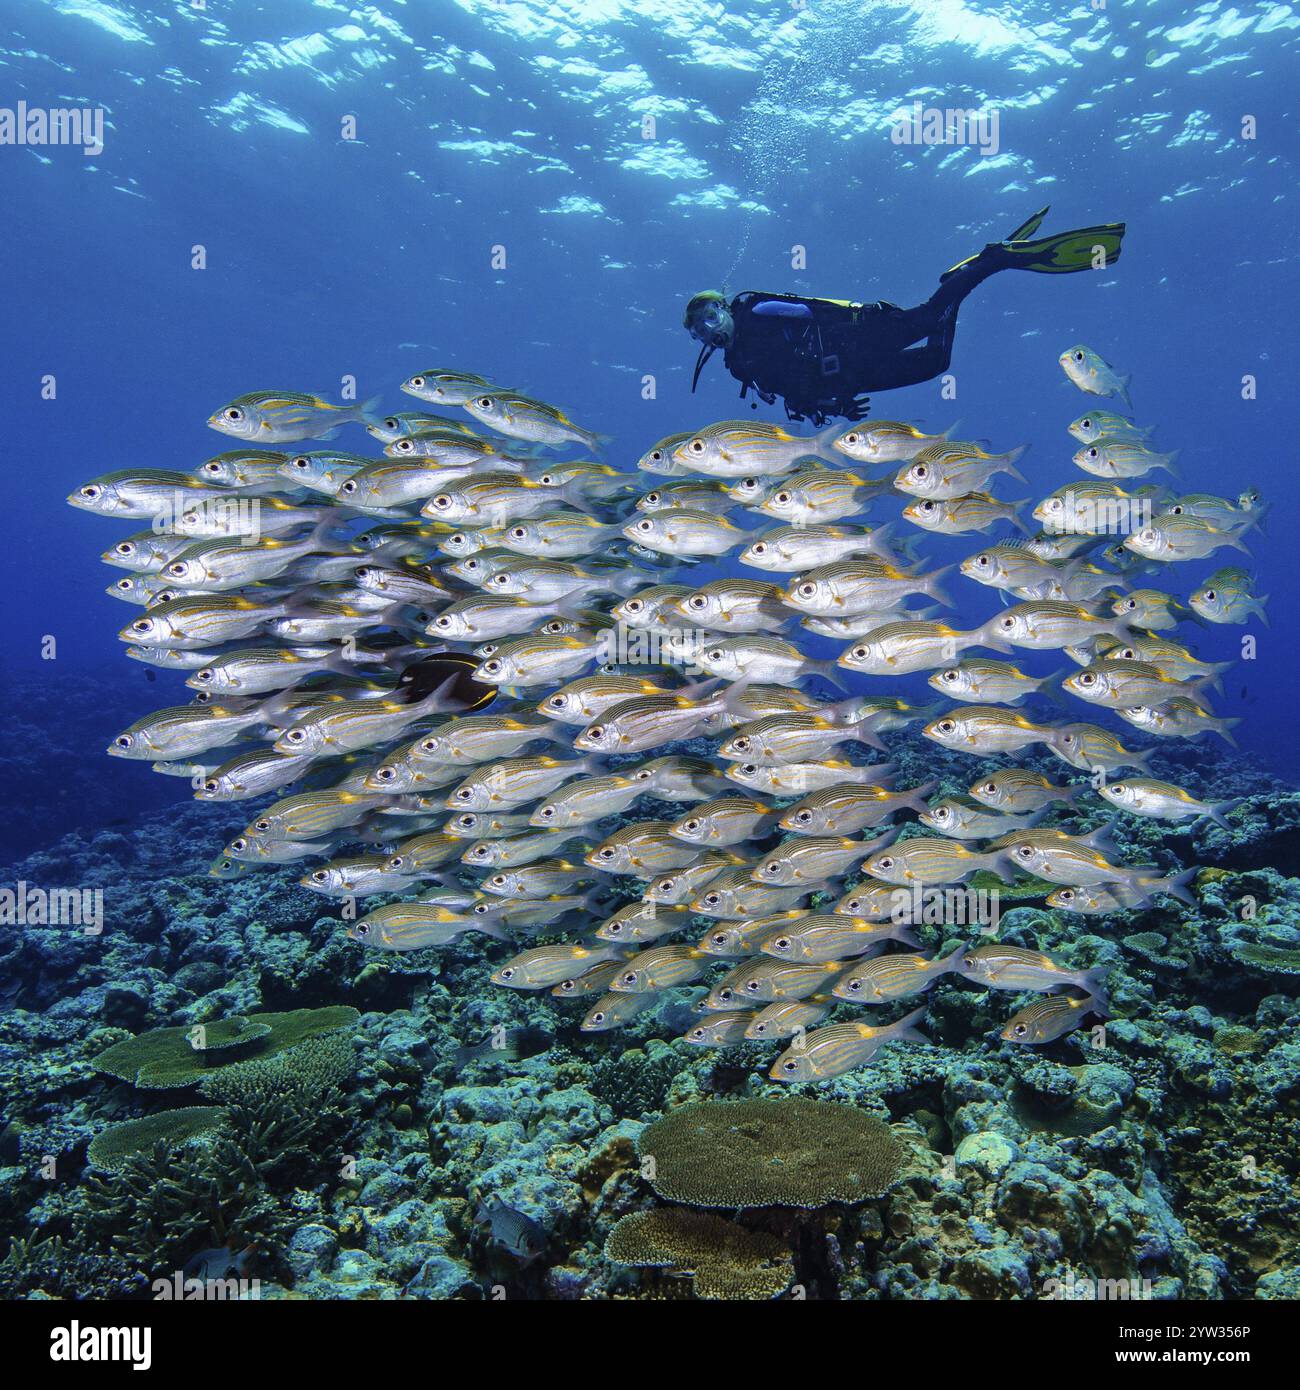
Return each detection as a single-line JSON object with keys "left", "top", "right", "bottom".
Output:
{"left": 684, "top": 207, "right": 1126, "bottom": 426}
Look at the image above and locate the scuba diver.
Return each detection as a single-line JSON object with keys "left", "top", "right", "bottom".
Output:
{"left": 684, "top": 207, "right": 1125, "bottom": 426}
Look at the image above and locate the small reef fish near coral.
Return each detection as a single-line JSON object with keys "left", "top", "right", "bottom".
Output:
{"left": 68, "top": 348, "right": 1266, "bottom": 1101}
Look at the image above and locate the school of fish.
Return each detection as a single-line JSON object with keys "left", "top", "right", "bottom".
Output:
{"left": 70, "top": 349, "right": 1266, "bottom": 1083}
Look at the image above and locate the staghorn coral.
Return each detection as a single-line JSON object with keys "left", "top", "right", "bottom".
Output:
{"left": 197, "top": 1032, "right": 357, "bottom": 1184}
{"left": 637, "top": 1098, "right": 905, "bottom": 1208}
{"left": 605, "top": 1207, "right": 793, "bottom": 1300}
{"left": 86, "top": 1105, "right": 230, "bottom": 1172}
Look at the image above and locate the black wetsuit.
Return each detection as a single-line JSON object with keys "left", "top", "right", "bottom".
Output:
{"left": 720, "top": 245, "right": 1018, "bottom": 426}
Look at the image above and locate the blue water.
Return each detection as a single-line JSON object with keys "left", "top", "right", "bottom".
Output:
{"left": 3, "top": 0, "right": 1298, "bottom": 864}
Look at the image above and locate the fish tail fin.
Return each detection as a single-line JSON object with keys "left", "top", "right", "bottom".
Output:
{"left": 813, "top": 659, "right": 852, "bottom": 694}
{"left": 904, "top": 778, "right": 940, "bottom": 815}
{"left": 1007, "top": 499, "right": 1034, "bottom": 535}
{"left": 1034, "top": 666, "right": 1070, "bottom": 708}
{"left": 866, "top": 519, "right": 900, "bottom": 564}
{"left": 921, "top": 563, "right": 957, "bottom": 608}
{"left": 1252, "top": 596, "right": 1270, "bottom": 627}
{"left": 354, "top": 394, "right": 385, "bottom": 427}
{"left": 1080, "top": 816, "right": 1120, "bottom": 859}
{"left": 850, "top": 715, "right": 888, "bottom": 753}
{"left": 1115, "top": 374, "right": 1133, "bottom": 410}
{"left": 415, "top": 672, "right": 469, "bottom": 717}
{"left": 1215, "top": 717, "right": 1242, "bottom": 747}
{"left": 942, "top": 418, "right": 964, "bottom": 440}
{"left": 1155, "top": 866, "right": 1199, "bottom": 907}
{"left": 560, "top": 478, "right": 599, "bottom": 515}
{"left": 1209, "top": 797, "right": 1245, "bottom": 831}
{"left": 892, "top": 1003, "right": 931, "bottom": 1044}
{"left": 584, "top": 431, "right": 614, "bottom": 458}
{"left": 1158, "top": 450, "right": 1182, "bottom": 480}
{"left": 999, "top": 444, "right": 1030, "bottom": 484}
{"left": 1081, "top": 969, "right": 1111, "bottom": 1015}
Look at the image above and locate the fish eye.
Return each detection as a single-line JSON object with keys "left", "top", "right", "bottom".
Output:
{"left": 659, "top": 877, "right": 676, "bottom": 893}
{"left": 284, "top": 729, "right": 306, "bottom": 744}
{"left": 797, "top": 583, "right": 815, "bottom": 598}
{"left": 311, "top": 870, "right": 329, "bottom": 884}
{"left": 913, "top": 465, "right": 928, "bottom": 478}
{"left": 537, "top": 806, "right": 555, "bottom": 821}
{"left": 740, "top": 764, "right": 758, "bottom": 776}
{"left": 635, "top": 518, "right": 653, "bottom": 533}
{"left": 432, "top": 495, "right": 452, "bottom": 510}
{"left": 1073, "top": 351, "right": 1084, "bottom": 362}
{"left": 794, "top": 811, "right": 812, "bottom": 825}
{"left": 477, "top": 397, "right": 493, "bottom": 409}
{"left": 202, "top": 461, "right": 223, "bottom": 475}
{"left": 224, "top": 407, "right": 243, "bottom": 421}
{"left": 649, "top": 450, "right": 664, "bottom": 462}
{"left": 340, "top": 480, "right": 358, "bottom": 495}
{"left": 782, "top": 1059, "right": 799, "bottom": 1073}
{"left": 114, "top": 735, "right": 132, "bottom": 749}
{"left": 509, "top": 526, "right": 527, "bottom": 540}
{"left": 844, "top": 432, "right": 860, "bottom": 445}
{"left": 852, "top": 645, "right": 868, "bottom": 659}
{"left": 254, "top": 818, "right": 271, "bottom": 832}
{"left": 499, "top": 966, "right": 515, "bottom": 981}
{"left": 389, "top": 855, "right": 406, "bottom": 870}
{"left": 982, "top": 780, "right": 996, "bottom": 793}
{"left": 732, "top": 736, "right": 751, "bottom": 752}
{"left": 775, "top": 491, "right": 791, "bottom": 504}
{"left": 687, "top": 595, "right": 707, "bottom": 610}
{"left": 703, "top": 893, "right": 720, "bottom": 907}
{"left": 596, "top": 847, "right": 615, "bottom": 861}
{"left": 1016, "top": 845, "right": 1034, "bottom": 859}
{"left": 938, "top": 720, "right": 955, "bottom": 734}
{"left": 620, "top": 970, "right": 637, "bottom": 986}
{"left": 1204, "top": 590, "right": 1216, "bottom": 602}
{"left": 1088, "top": 448, "right": 1099, "bottom": 459}
{"left": 490, "top": 874, "right": 508, "bottom": 888}
{"left": 975, "top": 554, "right": 989, "bottom": 567}
{"left": 396, "top": 439, "right": 417, "bottom": 454}
{"left": 1079, "top": 672, "right": 1096, "bottom": 686}
{"left": 588, "top": 725, "right": 604, "bottom": 740}
{"left": 773, "top": 936, "right": 791, "bottom": 951}
{"left": 410, "top": 376, "right": 425, "bottom": 388}
{"left": 116, "top": 578, "right": 134, "bottom": 591}
{"left": 373, "top": 767, "right": 397, "bottom": 783}
{"left": 1013, "top": 1023, "right": 1029, "bottom": 1037}
{"left": 590, "top": 1011, "right": 606, "bottom": 1025}
{"left": 291, "top": 456, "right": 310, "bottom": 470}
{"left": 482, "top": 660, "right": 502, "bottom": 675}
{"left": 710, "top": 932, "right": 727, "bottom": 947}
{"left": 751, "top": 542, "right": 766, "bottom": 554}
{"left": 999, "top": 616, "right": 1015, "bottom": 630}
{"left": 1081, "top": 419, "right": 1092, "bottom": 430}
{"left": 455, "top": 787, "right": 473, "bottom": 801}
{"left": 80, "top": 485, "right": 102, "bottom": 500}
{"left": 688, "top": 439, "right": 705, "bottom": 454}
{"left": 934, "top": 807, "right": 950, "bottom": 822}
{"left": 131, "top": 619, "right": 151, "bottom": 634}
{"left": 844, "top": 979, "right": 862, "bottom": 994}
{"left": 877, "top": 857, "right": 894, "bottom": 871}
{"left": 203, "top": 778, "right": 219, "bottom": 792}
{"left": 434, "top": 615, "right": 453, "bottom": 630}
{"left": 942, "top": 671, "right": 959, "bottom": 684}
{"left": 1112, "top": 783, "right": 1127, "bottom": 794}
